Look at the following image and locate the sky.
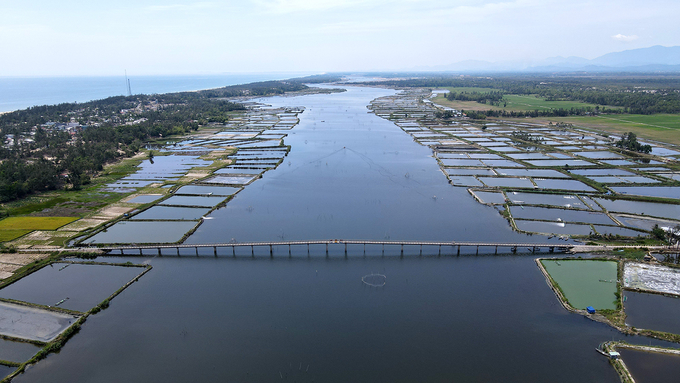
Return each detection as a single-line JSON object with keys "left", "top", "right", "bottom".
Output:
{"left": 2, "top": 0, "right": 680, "bottom": 76}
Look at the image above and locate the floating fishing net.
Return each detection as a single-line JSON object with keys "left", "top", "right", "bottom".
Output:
{"left": 362, "top": 273, "right": 386, "bottom": 287}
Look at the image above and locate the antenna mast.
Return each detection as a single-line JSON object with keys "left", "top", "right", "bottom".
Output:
{"left": 125, "top": 70, "right": 132, "bottom": 97}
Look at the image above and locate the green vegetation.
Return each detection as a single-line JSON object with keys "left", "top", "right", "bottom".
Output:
{"left": 0, "top": 79, "right": 312, "bottom": 204}
{"left": 0, "top": 217, "right": 78, "bottom": 230}
{"left": 0, "top": 230, "right": 32, "bottom": 242}
{"left": 368, "top": 75, "right": 680, "bottom": 114}
{"left": 614, "top": 132, "right": 653, "bottom": 153}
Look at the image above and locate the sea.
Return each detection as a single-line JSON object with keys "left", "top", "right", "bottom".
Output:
{"left": 0, "top": 73, "right": 314, "bottom": 113}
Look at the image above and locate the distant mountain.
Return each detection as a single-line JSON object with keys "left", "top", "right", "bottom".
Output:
{"left": 591, "top": 45, "right": 680, "bottom": 67}
{"left": 421, "top": 45, "right": 680, "bottom": 73}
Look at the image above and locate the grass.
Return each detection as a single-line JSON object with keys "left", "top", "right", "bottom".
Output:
{"left": 8, "top": 197, "right": 69, "bottom": 216}
{"left": 512, "top": 114, "right": 680, "bottom": 146}
{"left": 432, "top": 93, "right": 608, "bottom": 113}
{"left": 441, "top": 87, "right": 498, "bottom": 93}
{"left": 0, "top": 230, "right": 32, "bottom": 242}
{"left": 0, "top": 217, "right": 78, "bottom": 231}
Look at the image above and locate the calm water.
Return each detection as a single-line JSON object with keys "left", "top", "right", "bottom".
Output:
{"left": 187, "top": 86, "right": 551, "bottom": 244}
{"left": 16, "top": 256, "right": 624, "bottom": 383}
{"left": 619, "top": 348, "right": 680, "bottom": 383}
{"left": 624, "top": 291, "right": 680, "bottom": 334}
{"left": 11, "top": 86, "right": 668, "bottom": 381}
{"left": 0, "top": 73, "right": 307, "bottom": 113}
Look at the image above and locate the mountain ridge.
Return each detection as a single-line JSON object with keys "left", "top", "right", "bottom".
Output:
{"left": 416, "top": 46, "right": 680, "bottom": 73}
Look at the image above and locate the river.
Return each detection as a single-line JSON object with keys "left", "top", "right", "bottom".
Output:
{"left": 16, "top": 86, "right": 647, "bottom": 382}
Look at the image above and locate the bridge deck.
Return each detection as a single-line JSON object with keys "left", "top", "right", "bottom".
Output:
{"left": 93, "top": 239, "right": 572, "bottom": 252}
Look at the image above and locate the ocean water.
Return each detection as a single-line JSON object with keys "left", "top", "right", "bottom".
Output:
{"left": 0, "top": 73, "right": 311, "bottom": 113}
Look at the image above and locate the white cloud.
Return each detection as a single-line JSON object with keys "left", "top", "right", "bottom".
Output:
{"left": 144, "top": 2, "right": 216, "bottom": 12}
{"left": 612, "top": 33, "right": 639, "bottom": 42}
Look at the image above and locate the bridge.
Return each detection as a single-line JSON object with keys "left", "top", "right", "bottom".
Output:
{"left": 93, "top": 239, "right": 574, "bottom": 257}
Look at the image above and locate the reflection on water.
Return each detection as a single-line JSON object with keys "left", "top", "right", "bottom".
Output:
{"left": 15, "top": 256, "right": 624, "bottom": 383}
{"left": 624, "top": 291, "right": 680, "bottom": 334}
{"left": 12, "top": 86, "right": 664, "bottom": 382}
{"left": 619, "top": 348, "right": 680, "bottom": 383}
{"left": 187, "top": 86, "right": 549, "bottom": 244}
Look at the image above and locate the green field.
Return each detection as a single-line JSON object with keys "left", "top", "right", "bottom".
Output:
{"left": 0, "top": 230, "right": 33, "bottom": 242}
{"left": 441, "top": 87, "right": 498, "bottom": 93}
{"left": 502, "top": 94, "right": 605, "bottom": 111}
{"left": 433, "top": 92, "right": 605, "bottom": 112}
{"left": 523, "top": 114, "right": 680, "bottom": 146}
{"left": 0, "top": 217, "right": 79, "bottom": 231}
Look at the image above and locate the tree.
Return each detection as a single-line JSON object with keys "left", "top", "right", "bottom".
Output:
{"left": 615, "top": 132, "right": 652, "bottom": 154}
{"left": 651, "top": 224, "right": 666, "bottom": 241}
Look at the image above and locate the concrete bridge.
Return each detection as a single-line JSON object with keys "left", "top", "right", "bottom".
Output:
{"left": 94, "top": 239, "right": 574, "bottom": 257}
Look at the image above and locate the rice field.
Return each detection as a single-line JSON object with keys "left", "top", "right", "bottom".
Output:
{"left": 0, "top": 230, "right": 33, "bottom": 242}
{"left": 0, "top": 217, "right": 79, "bottom": 231}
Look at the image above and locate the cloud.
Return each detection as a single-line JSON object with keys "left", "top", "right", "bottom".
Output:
{"left": 144, "top": 2, "right": 216, "bottom": 12}
{"left": 612, "top": 33, "right": 639, "bottom": 42}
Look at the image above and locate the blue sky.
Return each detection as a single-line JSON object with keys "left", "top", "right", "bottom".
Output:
{"left": 2, "top": 0, "right": 679, "bottom": 76}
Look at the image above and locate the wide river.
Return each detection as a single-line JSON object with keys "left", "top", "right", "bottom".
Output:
{"left": 19, "top": 86, "right": 645, "bottom": 382}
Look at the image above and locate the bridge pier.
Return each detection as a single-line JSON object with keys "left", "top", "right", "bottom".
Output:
{"left": 104, "top": 240, "right": 573, "bottom": 259}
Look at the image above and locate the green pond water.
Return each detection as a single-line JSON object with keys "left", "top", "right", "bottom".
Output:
{"left": 541, "top": 259, "right": 618, "bottom": 310}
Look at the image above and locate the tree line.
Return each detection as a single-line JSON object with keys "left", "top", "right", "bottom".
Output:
{"left": 0, "top": 80, "right": 310, "bottom": 202}
{"left": 363, "top": 75, "right": 680, "bottom": 115}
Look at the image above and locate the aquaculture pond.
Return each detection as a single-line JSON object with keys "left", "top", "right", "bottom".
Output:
{"left": 611, "top": 186, "right": 680, "bottom": 199}
{"left": 0, "top": 302, "right": 76, "bottom": 342}
{"left": 624, "top": 291, "right": 680, "bottom": 335}
{"left": 541, "top": 260, "right": 618, "bottom": 310}
{"left": 0, "top": 339, "right": 40, "bottom": 363}
{"left": 0, "top": 263, "right": 146, "bottom": 312}
{"left": 129, "top": 206, "right": 211, "bottom": 220}
{"left": 83, "top": 221, "right": 198, "bottom": 244}
{"left": 174, "top": 185, "right": 241, "bottom": 196}
{"left": 0, "top": 366, "right": 15, "bottom": 380}
{"left": 618, "top": 348, "right": 680, "bottom": 383}
{"left": 126, "top": 194, "right": 164, "bottom": 204}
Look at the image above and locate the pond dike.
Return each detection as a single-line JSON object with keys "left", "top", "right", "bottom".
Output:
{"left": 600, "top": 342, "right": 680, "bottom": 383}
